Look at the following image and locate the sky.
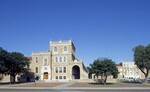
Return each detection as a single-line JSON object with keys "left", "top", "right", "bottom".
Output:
{"left": 0, "top": 0, "right": 150, "bottom": 66}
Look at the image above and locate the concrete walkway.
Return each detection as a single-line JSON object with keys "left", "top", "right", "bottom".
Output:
{"left": 53, "top": 80, "right": 78, "bottom": 88}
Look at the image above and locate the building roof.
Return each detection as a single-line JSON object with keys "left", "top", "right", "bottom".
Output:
{"left": 27, "top": 57, "right": 32, "bottom": 60}
{"left": 116, "top": 62, "right": 122, "bottom": 66}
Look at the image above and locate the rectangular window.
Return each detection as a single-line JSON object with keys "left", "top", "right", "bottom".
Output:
{"left": 56, "top": 67, "right": 58, "bottom": 73}
{"left": 64, "top": 57, "right": 66, "bottom": 62}
{"left": 64, "top": 46, "right": 67, "bottom": 52}
{"left": 59, "top": 57, "right": 62, "bottom": 62}
{"left": 59, "top": 76, "right": 62, "bottom": 79}
{"left": 63, "top": 67, "right": 66, "bottom": 73}
{"left": 56, "top": 76, "right": 58, "bottom": 79}
{"left": 35, "top": 67, "right": 38, "bottom": 73}
{"left": 59, "top": 67, "right": 62, "bottom": 73}
{"left": 36, "top": 57, "right": 38, "bottom": 63}
{"left": 63, "top": 76, "right": 66, "bottom": 79}
{"left": 55, "top": 57, "right": 58, "bottom": 62}
{"left": 44, "top": 58, "right": 48, "bottom": 66}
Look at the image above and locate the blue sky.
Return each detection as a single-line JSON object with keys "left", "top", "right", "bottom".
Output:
{"left": 0, "top": 0, "right": 150, "bottom": 66}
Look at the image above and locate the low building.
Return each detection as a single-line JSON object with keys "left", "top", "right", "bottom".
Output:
{"left": 117, "top": 61, "right": 145, "bottom": 80}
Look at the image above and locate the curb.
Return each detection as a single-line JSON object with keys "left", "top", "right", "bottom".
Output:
{"left": 0, "top": 87, "right": 150, "bottom": 90}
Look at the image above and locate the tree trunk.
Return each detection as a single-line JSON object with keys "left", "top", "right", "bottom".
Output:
{"left": 144, "top": 69, "right": 149, "bottom": 84}
{"left": 104, "top": 76, "right": 107, "bottom": 85}
{"left": 10, "top": 74, "right": 16, "bottom": 84}
{"left": 96, "top": 75, "right": 98, "bottom": 83}
{"left": 139, "top": 68, "right": 149, "bottom": 84}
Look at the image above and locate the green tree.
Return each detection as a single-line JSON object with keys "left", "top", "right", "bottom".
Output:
{"left": 90, "top": 58, "right": 119, "bottom": 85}
{"left": 7, "top": 52, "right": 30, "bottom": 84}
{"left": 0, "top": 47, "right": 9, "bottom": 80}
{"left": 133, "top": 44, "right": 150, "bottom": 83}
{"left": 0, "top": 47, "right": 30, "bottom": 83}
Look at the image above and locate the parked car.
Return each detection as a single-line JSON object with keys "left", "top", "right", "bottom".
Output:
{"left": 147, "top": 77, "right": 150, "bottom": 83}
{"left": 124, "top": 77, "right": 135, "bottom": 82}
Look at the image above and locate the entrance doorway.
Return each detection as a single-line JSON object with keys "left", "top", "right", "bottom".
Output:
{"left": 44, "top": 72, "right": 48, "bottom": 79}
{"left": 72, "top": 65, "right": 80, "bottom": 79}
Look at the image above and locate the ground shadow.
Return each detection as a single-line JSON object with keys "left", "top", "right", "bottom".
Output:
{"left": 89, "top": 82, "right": 114, "bottom": 85}
{"left": 121, "top": 80, "right": 143, "bottom": 84}
{"left": 0, "top": 81, "right": 33, "bottom": 85}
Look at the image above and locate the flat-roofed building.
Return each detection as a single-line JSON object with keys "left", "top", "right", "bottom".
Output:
{"left": 117, "top": 61, "right": 145, "bottom": 79}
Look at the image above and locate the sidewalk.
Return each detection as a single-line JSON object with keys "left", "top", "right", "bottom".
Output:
{"left": 52, "top": 80, "right": 78, "bottom": 88}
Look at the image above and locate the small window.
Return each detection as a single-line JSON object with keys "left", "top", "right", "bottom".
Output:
{"left": 63, "top": 76, "right": 66, "bottom": 79}
{"left": 56, "top": 76, "right": 58, "bottom": 79}
{"left": 54, "top": 47, "right": 57, "bottom": 52}
{"left": 59, "top": 76, "right": 62, "bottom": 79}
{"left": 59, "top": 57, "right": 62, "bottom": 62}
{"left": 63, "top": 67, "right": 66, "bottom": 73}
{"left": 35, "top": 67, "right": 38, "bottom": 73}
{"left": 35, "top": 57, "right": 38, "bottom": 63}
{"left": 59, "top": 67, "right": 62, "bottom": 73}
{"left": 56, "top": 67, "right": 58, "bottom": 73}
{"left": 64, "top": 46, "right": 67, "bottom": 52}
{"left": 44, "top": 67, "right": 47, "bottom": 70}
{"left": 55, "top": 57, "right": 58, "bottom": 62}
{"left": 44, "top": 58, "right": 48, "bottom": 66}
{"left": 64, "top": 57, "right": 66, "bottom": 62}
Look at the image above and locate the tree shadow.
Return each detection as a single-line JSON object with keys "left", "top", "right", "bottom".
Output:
{"left": 122, "top": 81, "right": 143, "bottom": 84}
{"left": 0, "top": 81, "right": 33, "bottom": 85}
{"left": 89, "top": 82, "right": 114, "bottom": 85}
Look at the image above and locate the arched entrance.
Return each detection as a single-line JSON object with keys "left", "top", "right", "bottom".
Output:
{"left": 44, "top": 72, "right": 48, "bottom": 79}
{"left": 72, "top": 65, "right": 80, "bottom": 79}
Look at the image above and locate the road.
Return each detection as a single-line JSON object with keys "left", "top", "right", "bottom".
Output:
{"left": 0, "top": 88, "right": 150, "bottom": 92}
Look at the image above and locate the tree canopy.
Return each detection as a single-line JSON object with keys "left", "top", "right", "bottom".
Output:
{"left": 0, "top": 47, "right": 9, "bottom": 80}
{"left": 89, "top": 58, "right": 119, "bottom": 85}
{"left": 0, "top": 47, "right": 30, "bottom": 83}
{"left": 133, "top": 44, "right": 150, "bottom": 83}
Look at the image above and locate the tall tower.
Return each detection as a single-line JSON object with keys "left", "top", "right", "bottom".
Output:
{"left": 50, "top": 40, "right": 76, "bottom": 80}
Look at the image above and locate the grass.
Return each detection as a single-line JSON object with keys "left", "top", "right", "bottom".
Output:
{"left": 69, "top": 81, "right": 150, "bottom": 87}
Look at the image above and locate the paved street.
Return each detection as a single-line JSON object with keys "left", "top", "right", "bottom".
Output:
{"left": 1, "top": 81, "right": 150, "bottom": 92}
{"left": 0, "top": 88, "right": 150, "bottom": 92}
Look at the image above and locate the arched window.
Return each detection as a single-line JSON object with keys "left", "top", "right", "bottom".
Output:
{"left": 54, "top": 47, "right": 57, "bottom": 52}
{"left": 64, "top": 46, "right": 67, "bottom": 52}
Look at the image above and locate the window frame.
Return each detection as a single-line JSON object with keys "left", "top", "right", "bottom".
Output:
{"left": 56, "top": 76, "right": 58, "bottom": 79}
{"left": 35, "top": 57, "right": 38, "bottom": 63}
{"left": 64, "top": 57, "right": 67, "bottom": 62}
{"left": 63, "top": 67, "right": 66, "bottom": 73}
{"left": 44, "top": 58, "right": 48, "bottom": 66}
{"left": 63, "top": 76, "right": 66, "bottom": 79}
{"left": 56, "top": 67, "right": 58, "bottom": 73}
{"left": 35, "top": 67, "right": 38, "bottom": 73}
{"left": 54, "top": 46, "right": 58, "bottom": 52}
{"left": 55, "top": 57, "right": 58, "bottom": 62}
{"left": 64, "top": 46, "right": 67, "bottom": 52}
{"left": 59, "top": 57, "right": 62, "bottom": 62}
{"left": 59, "top": 67, "right": 62, "bottom": 73}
